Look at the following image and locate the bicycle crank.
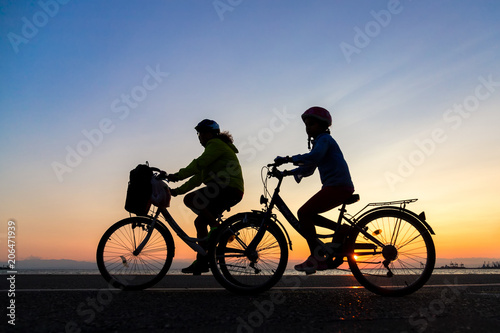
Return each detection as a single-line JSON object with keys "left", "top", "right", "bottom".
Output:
{"left": 246, "top": 250, "right": 261, "bottom": 274}
{"left": 249, "top": 262, "right": 261, "bottom": 274}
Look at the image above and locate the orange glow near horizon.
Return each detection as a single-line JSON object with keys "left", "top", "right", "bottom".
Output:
{"left": 1, "top": 0, "right": 500, "bottom": 274}
{"left": 8, "top": 203, "right": 499, "bottom": 264}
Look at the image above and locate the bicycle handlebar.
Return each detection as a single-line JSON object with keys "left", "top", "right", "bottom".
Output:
{"left": 266, "top": 163, "right": 292, "bottom": 179}
{"left": 149, "top": 167, "right": 169, "bottom": 181}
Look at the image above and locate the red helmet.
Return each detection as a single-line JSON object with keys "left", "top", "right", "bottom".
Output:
{"left": 301, "top": 106, "right": 332, "bottom": 127}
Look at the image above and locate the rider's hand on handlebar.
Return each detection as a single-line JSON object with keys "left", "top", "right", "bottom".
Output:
{"left": 166, "top": 173, "right": 180, "bottom": 182}
{"left": 274, "top": 156, "right": 291, "bottom": 166}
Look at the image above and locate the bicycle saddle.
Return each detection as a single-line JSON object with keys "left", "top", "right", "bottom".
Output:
{"left": 344, "top": 194, "right": 360, "bottom": 205}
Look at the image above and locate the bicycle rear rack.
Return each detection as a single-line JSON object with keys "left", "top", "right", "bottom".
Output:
{"left": 351, "top": 198, "right": 418, "bottom": 220}
{"left": 365, "top": 198, "right": 418, "bottom": 207}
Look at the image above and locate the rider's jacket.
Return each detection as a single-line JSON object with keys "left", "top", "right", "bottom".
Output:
{"left": 290, "top": 133, "right": 354, "bottom": 189}
{"left": 172, "top": 137, "right": 244, "bottom": 195}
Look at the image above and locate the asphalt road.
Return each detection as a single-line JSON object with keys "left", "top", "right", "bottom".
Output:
{"left": 2, "top": 274, "right": 500, "bottom": 332}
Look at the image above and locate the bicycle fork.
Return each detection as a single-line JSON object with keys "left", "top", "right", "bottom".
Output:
{"left": 132, "top": 212, "right": 160, "bottom": 256}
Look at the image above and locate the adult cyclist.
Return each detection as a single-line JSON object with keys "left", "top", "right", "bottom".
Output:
{"left": 168, "top": 119, "right": 244, "bottom": 274}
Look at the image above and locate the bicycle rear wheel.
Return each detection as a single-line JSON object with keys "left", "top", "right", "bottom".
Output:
{"left": 209, "top": 213, "right": 288, "bottom": 294}
{"left": 348, "top": 209, "right": 435, "bottom": 296}
{"left": 96, "top": 217, "right": 174, "bottom": 290}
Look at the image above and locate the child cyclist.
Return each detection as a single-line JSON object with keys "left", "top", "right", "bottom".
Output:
{"left": 167, "top": 119, "right": 244, "bottom": 274}
{"left": 274, "top": 106, "right": 354, "bottom": 274}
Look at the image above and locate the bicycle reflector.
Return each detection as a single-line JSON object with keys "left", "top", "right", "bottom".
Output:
{"left": 372, "top": 229, "right": 382, "bottom": 236}
{"left": 120, "top": 256, "right": 129, "bottom": 267}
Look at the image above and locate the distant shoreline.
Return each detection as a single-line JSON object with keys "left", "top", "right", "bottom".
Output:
{"left": 3, "top": 257, "right": 500, "bottom": 270}
{"left": 2, "top": 268, "right": 500, "bottom": 276}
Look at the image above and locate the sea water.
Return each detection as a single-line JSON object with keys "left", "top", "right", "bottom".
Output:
{"left": 2, "top": 268, "right": 500, "bottom": 275}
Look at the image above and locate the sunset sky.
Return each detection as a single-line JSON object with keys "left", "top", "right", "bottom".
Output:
{"left": 1, "top": 1, "right": 499, "bottom": 265}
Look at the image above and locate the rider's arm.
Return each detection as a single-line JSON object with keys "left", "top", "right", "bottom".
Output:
{"left": 173, "top": 139, "right": 224, "bottom": 180}
{"left": 291, "top": 134, "right": 329, "bottom": 166}
{"left": 285, "top": 134, "right": 329, "bottom": 183}
{"left": 287, "top": 164, "right": 316, "bottom": 183}
{"left": 172, "top": 173, "right": 203, "bottom": 195}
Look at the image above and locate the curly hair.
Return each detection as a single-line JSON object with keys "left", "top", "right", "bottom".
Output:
{"left": 217, "top": 131, "right": 234, "bottom": 144}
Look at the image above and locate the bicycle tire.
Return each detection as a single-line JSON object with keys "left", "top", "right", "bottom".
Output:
{"left": 96, "top": 216, "right": 174, "bottom": 290}
{"left": 209, "top": 213, "right": 288, "bottom": 294}
{"left": 347, "top": 209, "right": 435, "bottom": 296}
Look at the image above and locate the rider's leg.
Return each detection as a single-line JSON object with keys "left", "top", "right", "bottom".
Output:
{"left": 297, "top": 186, "right": 354, "bottom": 260}
{"left": 312, "top": 215, "right": 339, "bottom": 230}
{"left": 194, "top": 211, "right": 215, "bottom": 247}
{"left": 195, "top": 186, "right": 243, "bottom": 232}
{"left": 183, "top": 190, "right": 216, "bottom": 247}
{"left": 312, "top": 215, "right": 351, "bottom": 243}
{"left": 181, "top": 188, "right": 214, "bottom": 274}
{"left": 182, "top": 185, "right": 243, "bottom": 274}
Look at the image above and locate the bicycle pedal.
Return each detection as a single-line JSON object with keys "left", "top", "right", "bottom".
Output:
{"left": 327, "top": 256, "right": 344, "bottom": 270}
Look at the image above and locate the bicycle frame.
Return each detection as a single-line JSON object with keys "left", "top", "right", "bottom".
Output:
{"left": 247, "top": 166, "right": 396, "bottom": 258}
{"left": 133, "top": 204, "right": 209, "bottom": 258}
{"left": 209, "top": 163, "right": 436, "bottom": 296}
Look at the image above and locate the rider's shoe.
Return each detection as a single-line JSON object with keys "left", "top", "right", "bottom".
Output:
{"left": 181, "top": 259, "right": 209, "bottom": 275}
{"left": 294, "top": 256, "right": 328, "bottom": 274}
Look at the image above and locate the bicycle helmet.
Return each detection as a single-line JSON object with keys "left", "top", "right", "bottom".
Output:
{"left": 301, "top": 106, "right": 332, "bottom": 127}
{"left": 195, "top": 119, "right": 220, "bottom": 133}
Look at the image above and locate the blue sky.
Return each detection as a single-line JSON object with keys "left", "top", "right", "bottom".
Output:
{"left": 1, "top": 0, "right": 500, "bottom": 261}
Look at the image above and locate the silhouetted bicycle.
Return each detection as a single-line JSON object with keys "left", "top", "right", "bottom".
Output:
{"left": 209, "top": 162, "right": 436, "bottom": 296}
{"left": 96, "top": 167, "right": 223, "bottom": 290}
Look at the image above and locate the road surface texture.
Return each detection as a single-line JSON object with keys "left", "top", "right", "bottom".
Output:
{"left": 2, "top": 274, "right": 500, "bottom": 332}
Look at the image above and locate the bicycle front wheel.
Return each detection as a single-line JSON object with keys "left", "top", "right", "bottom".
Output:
{"left": 96, "top": 217, "right": 174, "bottom": 290}
{"left": 348, "top": 209, "right": 435, "bottom": 296}
{"left": 209, "top": 213, "right": 288, "bottom": 294}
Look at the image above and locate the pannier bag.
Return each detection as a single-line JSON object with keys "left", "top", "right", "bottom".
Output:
{"left": 125, "top": 164, "right": 153, "bottom": 216}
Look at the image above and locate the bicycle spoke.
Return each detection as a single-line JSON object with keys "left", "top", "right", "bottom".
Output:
{"left": 97, "top": 218, "right": 173, "bottom": 290}
{"left": 348, "top": 210, "right": 435, "bottom": 296}
{"left": 210, "top": 216, "right": 288, "bottom": 294}
{"left": 397, "top": 233, "right": 422, "bottom": 250}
